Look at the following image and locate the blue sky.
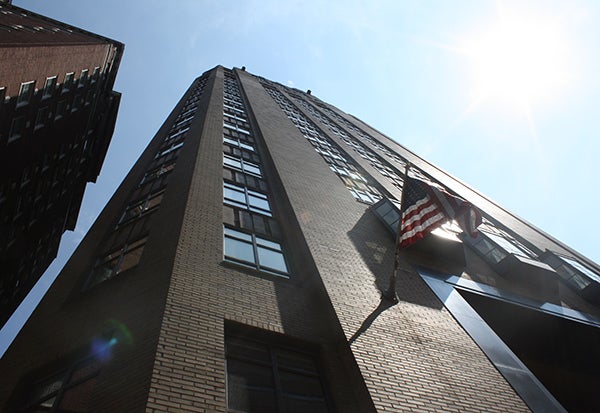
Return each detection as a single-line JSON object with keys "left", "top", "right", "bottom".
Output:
{"left": 2, "top": 0, "right": 599, "bottom": 355}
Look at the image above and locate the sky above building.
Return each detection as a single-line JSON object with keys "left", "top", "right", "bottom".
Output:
{"left": 2, "top": 0, "right": 599, "bottom": 355}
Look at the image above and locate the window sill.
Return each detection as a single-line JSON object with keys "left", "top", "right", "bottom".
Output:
{"left": 221, "top": 259, "right": 290, "bottom": 280}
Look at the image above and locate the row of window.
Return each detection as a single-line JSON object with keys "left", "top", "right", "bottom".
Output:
{"left": 84, "top": 76, "right": 209, "bottom": 289}
{"left": 261, "top": 84, "right": 382, "bottom": 205}
{"left": 222, "top": 71, "right": 289, "bottom": 276}
{"left": 9, "top": 69, "right": 100, "bottom": 107}
{"left": 14, "top": 322, "right": 331, "bottom": 412}
{"left": 289, "top": 92, "right": 410, "bottom": 192}
{"left": 287, "top": 87, "right": 600, "bottom": 301}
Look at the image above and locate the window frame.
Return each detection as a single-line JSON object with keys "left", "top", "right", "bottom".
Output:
{"left": 223, "top": 226, "right": 289, "bottom": 276}
{"left": 63, "top": 72, "right": 74, "bottom": 93}
{"left": 42, "top": 76, "right": 57, "bottom": 98}
{"left": 225, "top": 327, "right": 330, "bottom": 413}
{"left": 223, "top": 181, "right": 272, "bottom": 217}
{"left": 17, "top": 81, "right": 35, "bottom": 106}
{"left": 85, "top": 237, "right": 147, "bottom": 289}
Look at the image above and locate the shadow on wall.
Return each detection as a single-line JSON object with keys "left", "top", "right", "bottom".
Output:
{"left": 346, "top": 209, "right": 444, "bottom": 311}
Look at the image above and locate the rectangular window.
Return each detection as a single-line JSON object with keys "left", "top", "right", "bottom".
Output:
{"left": 118, "top": 191, "right": 164, "bottom": 225}
{"left": 140, "top": 161, "right": 176, "bottom": 185}
{"left": 35, "top": 107, "right": 49, "bottom": 129}
{"left": 226, "top": 332, "right": 329, "bottom": 413}
{"left": 224, "top": 227, "right": 288, "bottom": 275}
{"left": 55, "top": 100, "right": 67, "bottom": 119}
{"left": 91, "top": 67, "right": 100, "bottom": 83}
{"left": 63, "top": 72, "right": 74, "bottom": 92}
{"left": 86, "top": 237, "right": 147, "bottom": 288}
{"left": 21, "top": 355, "right": 101, "bottom": 412}
{"left": 17, "top": 81, "right": 35, "bottom": 105}
{"left": 43, "top": 76, "right": 57, "bottom": 98}
{"left": 9, "top": 116, "right": 26, "bottom": 142}
{"left": 224, "top": 182, "right": 271, "bottom": 216}
{"left": 78, "top": 69, "right": 89, "bottom": 87}
{"left": 224, "top": 155, "right": 261, "bottom": 177}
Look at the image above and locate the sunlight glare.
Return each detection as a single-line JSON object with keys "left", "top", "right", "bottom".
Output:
{"left": 466, "top": 12, "right": 569, "bottom": 109}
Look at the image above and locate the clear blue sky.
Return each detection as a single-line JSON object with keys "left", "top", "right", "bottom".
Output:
{"left": 2, "top": 0, "right": 599, "bottom": 355}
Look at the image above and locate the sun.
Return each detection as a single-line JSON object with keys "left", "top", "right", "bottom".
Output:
{"left": 464, "top": 10, "right": 569, "bottom": 110}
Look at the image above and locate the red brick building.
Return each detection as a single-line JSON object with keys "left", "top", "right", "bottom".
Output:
{"left": 1, "top": 65, "right": 599, "bottom": 412}
{"left": 0, "top": 3, "right": 123, "bottom": 326}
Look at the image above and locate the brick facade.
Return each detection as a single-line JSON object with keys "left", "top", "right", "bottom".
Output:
{"left": 1, "top": 65, "right": 599, "bottom": 412}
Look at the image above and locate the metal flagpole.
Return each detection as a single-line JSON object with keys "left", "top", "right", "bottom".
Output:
{"left": 381, "top": 162, "right": 410, "bottom": 303}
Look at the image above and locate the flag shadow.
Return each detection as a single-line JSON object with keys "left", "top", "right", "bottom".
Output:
{"left": 346, "top": 210, "right": 445, "bottom": 310}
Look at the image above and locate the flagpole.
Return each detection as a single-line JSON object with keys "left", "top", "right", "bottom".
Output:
{"left": 381, "top": 162, "right": 410, "bottom": 303}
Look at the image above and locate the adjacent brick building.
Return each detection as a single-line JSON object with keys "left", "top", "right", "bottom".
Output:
{"left": 0, "top": 3, "right": 123, "bottom": 326}
{"left": 1, "top": 65, "right": 599, "bottom": 412}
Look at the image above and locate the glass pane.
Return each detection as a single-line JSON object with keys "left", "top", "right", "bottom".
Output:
{"left": 224, "top": 184, "right": 246, "bottom": 204}
{"left": 90, "top": 258, "right": 119, "bottom": 285}
{"left": 31, "top": 375, "right": 64, "bottom": 406}
{"left": 227, "top": 338, "right": 270, "bottom": 362}
{"left": 146, "top": 192, "right": 164, "bottom": 210}
{"left": 562, "top": 256, "right": 600, "bottom": 283}
{"left": 225, "top": 237, "right": 255, "bottom": 264}
{"left": 243, "top": 162, "right": 261, "bottom": 176}
{"left": 277, "top": 350, "right": 318, "bottom": 373}
{"left": 280, "top": 371, "right": 324, "bottom": 398}
{"left": 486, "top": 247, "right": 507, "bottom": 265}
{"left": 117, "top": 245, "right": 145, "bottom": 274}
{"left": 248, "top": 194, "right": 270, "bottom": 212}
{"left": 256, "top": 237, "right": 281, "bottom": 250}
{"left": 224, "top": 137, "right": 238, "bottom": 146}
{"left": 224, "top": 227, "right": 252, "bottom": 241}
{"left": 257, "top": 247, "right": 287, "bottom": 273}
{"left": 240, "top": 142, "right": 255, "bottom": 151}
{"left": 223, "top": 156, "right": 242, "bottom": 170}
{"left": 227, "top": 359, "right": 276, "bottom": 412}
{"left": 570, "top": 273, "right": 591, "bottom": 290}
{"left": 485, "top": 232, "right": 530, "bottom": 257}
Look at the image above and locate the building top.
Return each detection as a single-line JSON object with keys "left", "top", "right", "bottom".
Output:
{"left": 0, "top": 2, "right": 123, "bottom": 48}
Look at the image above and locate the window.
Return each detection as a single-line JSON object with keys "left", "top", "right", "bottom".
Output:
{"left": 224, "top": 227, "right": 288, "bottom": 275}
{"left": 86, "top": 237, "right": 147, "bottom": 288}
{"left": 224, "top": 182, "right": 271, "bottom": 216}
{"left": 20, "top": 355, "right": 101, "bottom": 412}
{"left": 35, "top": 107, "right": 49, "bottom": 129}
{"left": 224, "top": 135, "right": 255, "bottom": 152}
{"left": 55, "top": 100, "right": 67, "bottom": 119}
{"left": 542, "top": 252, "right": 600, "bottom": 291}
{"left": 0, "top": 87, "right": 6, "bottom": 108}
{"left": 226, "top": 332, "right": 329, "bottom": 413}
{"left": 78, "top": 69, "right": 88, "bottom": 87}
{"left": 119, "top": 191, "right": 164, "bottom": 225}
{"left": 63, "top": 72, "right": 74, "bottom": 92}
{"left": 71, "top": 95, "right": 83, "bottom": 112}
{"left": 224, "top": 155, "right": 261, "bottom": 177}
{"left": 91, "top": 67, "right": 100, "bottom": 83}
{"left": 17, "top": 81, "right": 35, "bottom": 106}
{"left": 156, "top": 140, "right": 184, "bottom": 158}
{"left": 468, "top": 223, "right": 535, "bottom": 265}
{"left": 9, "top": 116, "right": 26, "bottom": 142}
{"left": 141, "top": 162, "right": 176, "bottom": 185}
{"left": 43, "top": 76, "right": 57, "bottom": 98}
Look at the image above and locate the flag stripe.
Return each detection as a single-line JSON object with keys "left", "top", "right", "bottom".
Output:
{"left": 397, "top": 175, "right": 482, "bottom": 249}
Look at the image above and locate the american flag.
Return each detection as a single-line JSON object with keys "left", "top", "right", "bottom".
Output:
{"left": 398, "top": 176, "right": 482, "bottom": 248}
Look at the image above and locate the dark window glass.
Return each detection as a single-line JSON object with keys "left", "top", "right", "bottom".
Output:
{"left": 43, "top": 76, "right": 57, "bottom": 97}
{"left": 226, "top": 334, "right": 329, "bottom": 413}
{"left": 63, "top": 73, "right": 74, "bottom": 92}
{"left": 17, "top": 81, "right": 34, "bottom": 105}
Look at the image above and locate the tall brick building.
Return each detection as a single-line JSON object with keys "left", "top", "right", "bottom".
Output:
{"left": 0, "top": 3, "right": 123, "bottom": 326}
{"left": 1, "top": 65, "right": 599, "bottom": 412}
